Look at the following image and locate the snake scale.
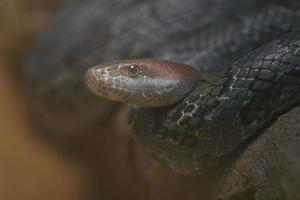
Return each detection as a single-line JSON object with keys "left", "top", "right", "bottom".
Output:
{"left": 25, "top": 0, "right": 300, "bottom": 199}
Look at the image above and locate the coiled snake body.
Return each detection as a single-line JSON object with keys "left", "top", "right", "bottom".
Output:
{"left": 85, "top": 33, "right": 300, "bottom": 174}
{"left": 25, "top": 0, "right": 300, "bottom": 199}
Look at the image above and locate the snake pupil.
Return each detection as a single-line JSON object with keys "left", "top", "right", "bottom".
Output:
{"left": 128, "top": 65, "right": 140, "bottom": 77}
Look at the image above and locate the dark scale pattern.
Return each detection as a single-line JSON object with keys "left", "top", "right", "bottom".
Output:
{"left": 160, "top": 33, "right": 300, "bottom": 157}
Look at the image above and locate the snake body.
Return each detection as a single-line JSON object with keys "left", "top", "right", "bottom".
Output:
{"left": 132, "top": 34, "right": 300, "bottom": 174}
{"left": 25, "top": 0, "right": 300, "bottom": 198}
{"left": 85, "top": 33, "right": 300, "bottom": 174}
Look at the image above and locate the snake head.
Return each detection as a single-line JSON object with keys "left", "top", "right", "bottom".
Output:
{"left": 85, "top": 59, "right": 199, "bottom": 107}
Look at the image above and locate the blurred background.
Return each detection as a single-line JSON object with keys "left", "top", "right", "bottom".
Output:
{"left": 0, "top": 1, "right": 203, "bottom": 199}
{"left": 0, "top": 0, "right": 84, "bottom": 199}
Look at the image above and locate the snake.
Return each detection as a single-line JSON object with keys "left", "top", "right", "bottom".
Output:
{"left": 25, "top": 0, "right": 300, "bottom": 198}
{"left": 85, "top": 33, "right": 300, "bottom": 174}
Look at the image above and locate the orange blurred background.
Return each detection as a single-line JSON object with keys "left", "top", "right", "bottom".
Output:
{"left": 0, "top": 1, "right": 84, "bottom": 199}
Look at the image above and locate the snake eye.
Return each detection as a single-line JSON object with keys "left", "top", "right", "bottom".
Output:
{"left": 128, "top": 65, "right": 140, "bottom": 77}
